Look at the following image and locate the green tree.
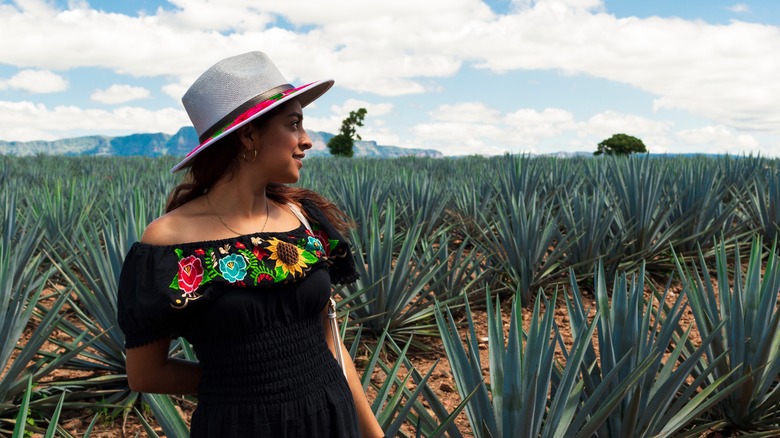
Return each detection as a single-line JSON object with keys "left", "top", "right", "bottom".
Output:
{"left": 594, "top": 133, "right": 648, "bottom": 156}
{"left": 328, "top": 108, "right": 367, "bottom": 157}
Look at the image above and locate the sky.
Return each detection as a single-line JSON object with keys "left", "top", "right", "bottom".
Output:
{"left": 1, "top": 0, "right": 779, "bottom": 157}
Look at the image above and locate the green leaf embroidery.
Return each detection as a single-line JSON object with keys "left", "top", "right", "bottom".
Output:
{"left": 203, "top": 249, "right": 220, "bottom": 282}
{"left": 174, "top": 248, "right": 184, "bottom": 260}
{"left": 301, "top": 250, "right": 319, "bottom": 264}
{"left": 273, "top": 266, "right": 288, "bottom": 282}
{"left": 169, "top": 273, "right": 180, "bottom": 290}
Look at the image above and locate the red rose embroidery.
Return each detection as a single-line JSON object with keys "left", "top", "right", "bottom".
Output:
{"left": 235, "top": 241, "right": 246, "bottom": 249}
{"left": 194, "top": 248, "right": 205, "bottom": 255}
{"left": 178, "top": 255, "right": 204, "bottom": 295}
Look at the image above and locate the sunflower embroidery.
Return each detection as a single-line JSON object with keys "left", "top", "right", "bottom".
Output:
{"left": 266, "top": 237, "right": 310, "bottom": 278}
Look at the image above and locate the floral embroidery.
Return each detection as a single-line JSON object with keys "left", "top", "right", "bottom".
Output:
{"left": 177, "top": 255, "right": 204, "bottom": 294}
{"left": 266, "top": 237, "right": 318, "bottom": 278}
{"left": 256, "top": 273, "right": 273, "bottom": 283}
{"left": 308, "top": 228, "right": 338, "bottom": 258}
{"left": 304, "top": 235, "right": 324, "bottom": 255}
{"left": 219, "top": 253, "right": 248, "bottom": 283}
{"left": 168, "top": 226, "right": 340, "bottom": 309}
{"left": 252, "top": 246, "right": 268, "bottom": 259}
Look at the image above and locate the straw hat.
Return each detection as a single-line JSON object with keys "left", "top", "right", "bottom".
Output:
{"left": 171, "top": 51, "right": 333, "bottom": 172}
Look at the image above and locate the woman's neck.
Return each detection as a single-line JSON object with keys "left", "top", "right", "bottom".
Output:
{"left": 207, "top": 175, "right": 271, "bottom": 220}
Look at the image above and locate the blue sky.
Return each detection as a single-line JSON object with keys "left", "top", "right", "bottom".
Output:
{"left": 1, "top": 0, "right": 778, "bottom": 156}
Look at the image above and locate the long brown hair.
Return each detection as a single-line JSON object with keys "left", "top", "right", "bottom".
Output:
{"left": 165, "top": 109, "right": 353, "bottom": 234}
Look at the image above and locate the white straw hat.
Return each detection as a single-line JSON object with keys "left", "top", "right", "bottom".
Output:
{"left": 171, "top": 51, "right": 334, "bottom": 172}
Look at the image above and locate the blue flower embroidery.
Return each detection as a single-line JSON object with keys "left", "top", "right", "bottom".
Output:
{"left": 305, "top": 235, "right": 324, "bottom": 253}
{"left": 219, "top": 253, "right": 248, "bottom": 283}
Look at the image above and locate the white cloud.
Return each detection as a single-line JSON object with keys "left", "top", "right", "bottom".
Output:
{"left": 329, "top": 99, "right": 393, "bottom": 118}
{"left": 91, "top": 84, "right": 151, "bottom": 104}
{"left": 0, "top": 100, "right": 190, "bottom": 141}
{"left": 0, "top": 69, "right": 68, "bottom": 93}
{"left": 3, "top": 0, "right": 778, "bottom": 130}
{"left": 676, "top": 125, "right": 759, "bottom": 154}
{"left": 299, "top": 99, "right": 393, "bottom": 142}
{"left": 154, "top": 0, "right": 277, "bottom": 32}
{"left": 162, "top": 81, "right": 189, "bottom": 101}
{"left": 1, "top": 0, "right": 780, "bottom": 153}
{"left": 429, "top": 102, "right": 502, "bottom": 123}
{"left": 412, "top": 103, "right": 575, "bottom": 155}
{"left": 726, "top": 4, "right": 750, "bottom": 13}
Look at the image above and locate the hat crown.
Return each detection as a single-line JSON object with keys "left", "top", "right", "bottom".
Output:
{"left": 182, "top": 52, "right": 290, "bottom": 137}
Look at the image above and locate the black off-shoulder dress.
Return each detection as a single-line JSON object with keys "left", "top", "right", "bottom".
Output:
{"left": 117, "top": 200, "right": 360, "bottom": 437}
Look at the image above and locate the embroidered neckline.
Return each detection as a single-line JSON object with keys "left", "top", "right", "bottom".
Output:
{"left": 168, "top": 224, "right": 341, "bottom": 309}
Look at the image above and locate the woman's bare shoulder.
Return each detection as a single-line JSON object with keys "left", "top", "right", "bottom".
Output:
{"left": 141, "top": 198, "right": 209, "bottom": 246}
{"left": 140, "top": 214, "right": 181, "bottom": 246}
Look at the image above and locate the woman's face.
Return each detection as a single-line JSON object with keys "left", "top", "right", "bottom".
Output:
{"left": 244, "top": 99, "right": 312, "bottom": 184}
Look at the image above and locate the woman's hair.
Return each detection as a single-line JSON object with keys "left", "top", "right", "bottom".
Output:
{"left": 165, "top": 108, "right": 354, "bottom": 234}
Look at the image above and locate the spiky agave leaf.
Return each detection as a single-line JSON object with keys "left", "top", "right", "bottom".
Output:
{"left": 345, "top": 202, "right": 453, "bottom": 345}
{"left": 564, "top": 261, "right": 742, "bottom": 437}
{"left": 741, "top": 169, "right": 780, "bottom": 244}
{"left": 675, "top": 235, "right": 780, "bottom": 433}
{"left": 435, "top": 287, "right": 641, "bottom": 438}
{"left": 477, "top": 191, "right": 572, "bottom": 304}
{"left": 0, "top": 193, "right": 94, "bottom": 434}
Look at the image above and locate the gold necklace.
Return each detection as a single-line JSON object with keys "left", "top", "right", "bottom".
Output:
{"left": 207, "top": 193, "right": 270, "bottom": 236}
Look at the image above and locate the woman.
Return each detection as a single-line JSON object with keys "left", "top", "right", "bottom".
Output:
{"left": 117, "top": 51, "right": 383, "bottom": 437}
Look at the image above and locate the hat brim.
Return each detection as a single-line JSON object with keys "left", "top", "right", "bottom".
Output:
{"left": 170, "top": 79, "right": 334, "bottom": 173}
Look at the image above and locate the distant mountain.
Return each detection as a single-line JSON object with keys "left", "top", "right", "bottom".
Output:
{"left": 0, "top": 127, "right": 443, "bottom": 158}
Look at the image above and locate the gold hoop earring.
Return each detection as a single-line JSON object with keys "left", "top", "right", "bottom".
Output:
{"left": 243, "top": 149, "right": 257, "bottom": 163}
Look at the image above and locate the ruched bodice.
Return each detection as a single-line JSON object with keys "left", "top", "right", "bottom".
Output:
{"left": 194, "top": 315, "right": 342, "bottom": 406}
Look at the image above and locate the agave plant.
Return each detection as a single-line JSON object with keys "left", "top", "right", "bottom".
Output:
{"left": 28, "top": 178, "right": 97, "bottom": 251}
{"left": 602, "top": 155, "right": 694, "bottom": 270}
{"left": 419, "top": 233, "right": 487, "bottom": 303}
{"left": 674, "top": 236, "right": 780, "bottom": 434}
{"left": 565, "top": 262, "right": 740, "bottom": 437}
{"left": 0, "top": 194, "right": 96, "bottom": 436}
{"left": 666, "top": 159, "right": 745, "bottom": 255}
{"left": 494, "top": 154, "right": 556, "bottom": 204}
{"left": 433, "top": 288, "right": 656, "bottom": 437}
{"left": 9, "top": 376, "right": 66, "bottom": 437}
{"left": 740, "top": 169, "right": 780, "bottom": 244}
{"left": 477, "top": 191, "right": 572, "bottom": 304}
{"left": 344, "top": 202, "right": 453, "bottom": 345}
{"left": 393, "top": 172, "right": 451, "bottom": 236}
{"left": 351, "top": 326, "right": 470, "bottom": 437}
{"left": 323, "top": 161, "right": 394, "bottom": 235}
{"left": 558, "top": 185, "right": 621, "bottom": 278}
{"left": 448, "top": 178, "right": 496, "bottom": 241}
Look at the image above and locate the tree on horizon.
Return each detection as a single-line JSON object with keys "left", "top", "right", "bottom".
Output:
{"left": 328, "top": 108, "right": 367, "bottom": 157}
{"left": 594, "top": 133, "right": 648, "bottom": 156}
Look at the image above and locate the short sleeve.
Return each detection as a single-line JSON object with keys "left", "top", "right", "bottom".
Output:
{"left": 300, "top": 199, "right": 360, "bottom": 286}
{"left": 117, "top": 243, "right": 184, "bottom": 348}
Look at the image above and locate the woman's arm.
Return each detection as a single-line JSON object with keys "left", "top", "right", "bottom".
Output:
{"left": 125, "top": 338, "right": 201, "bottom": 395}
{"left": 321, "top": 307, "right": 384, "bottom": 438}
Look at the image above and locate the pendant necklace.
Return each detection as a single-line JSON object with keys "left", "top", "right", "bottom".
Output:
{"left": 207, "top": 192, "right": 270, "bottom": 236}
